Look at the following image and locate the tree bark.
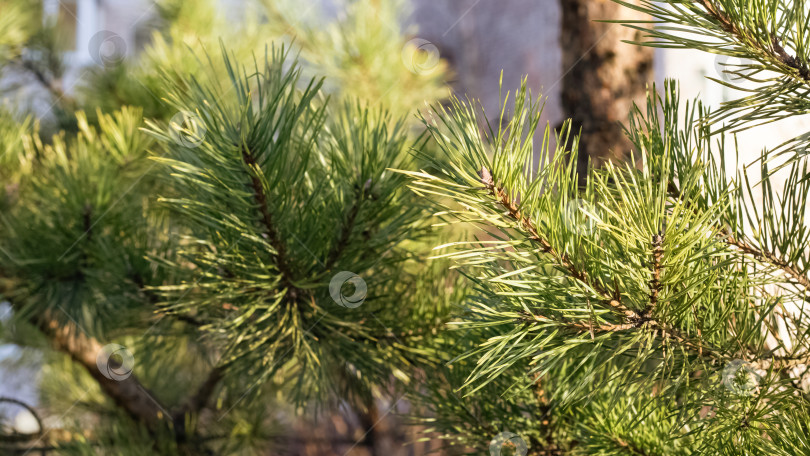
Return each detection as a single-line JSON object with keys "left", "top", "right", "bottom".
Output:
{"left": 559, "top": 0, "right": 653, "bottom": 180}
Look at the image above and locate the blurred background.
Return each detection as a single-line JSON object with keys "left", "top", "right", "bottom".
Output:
{"left": 4, "top": 0, "right": 805, "bottom": 175}
{"left": 1, "top": 0, "right": 807, "bottom": 454}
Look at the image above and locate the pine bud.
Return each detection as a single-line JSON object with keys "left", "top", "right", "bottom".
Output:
{"left": 478, "top": 167, "right": 494, "bottom": 187}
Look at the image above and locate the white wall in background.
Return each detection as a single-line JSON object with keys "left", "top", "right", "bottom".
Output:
{"left": 41, "top": 0, "right": 153, "bottom": 91}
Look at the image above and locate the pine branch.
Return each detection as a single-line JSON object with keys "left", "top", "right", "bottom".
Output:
{"left": 326, "top": 188, "right": 363, "bottom": 269}
{"left": 0, "top": 264, "right": 225, "bottom": 443}
{"left": 82, "top": 203, "right": 93, "bottom": 242}
{"left": 0, "top": 397, "right": 43, "bottom": 443}
{"left": 518, "top": 307, "right": 724, "bottom": 362}
{"left": 518, "top": 311, "right": 637, "bottom": 333}
{"left": 723, "top": 233, "right": 810, "bottom": 290}
{"left": 479, "top": 166, "right": 636, "bottom": 320}
{"left": 34, "top": 313, "right": 172, "bottom": 431}
{"left": 610, "top": 435, "right": 652, "bottom": 456}
{"left": 171, "top": 366, "right": 223, "bottom": 447}
{"left": 522, "top": 289, "right": 810, "bottom": 371}
{"left": 477, "top": 167, "right": 748, "bottom": 364}
{"left": 28, "top": 310, "right": 229, "bottom": 454}
{"left": 647, "top": 229, "right": 664, "bottom": 314}
{"left": 697, "top": 0, "right": 810, "bottom": 82}
{"left": 18, "top": 58, "right": 69, "bottom": 103}
{"left": 173, "top": 367, "right": 223, "bottom": 418}
{"left": 695, "top": 0, "right": 737, "bottom": 35}
{"left": 618, "top": 0, "right": 810, "bottom": 132}
{"left": 755, "top": 353, "right": 810, "bottom": 370}
{"left": 669, "top": 181, "right": 810, "bottom": 294}
{"left": 239, "top": 143, "right": 298, "bottom": 295}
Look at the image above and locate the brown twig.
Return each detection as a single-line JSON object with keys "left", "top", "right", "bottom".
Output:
{"left": 612, "top": 436, "right": 651, "bottom": 456}
{"left": 325, "top": 183, "right": 366, "bottom": 269}
{"left": 665, "top": 183, "right": 810, "bottom": 369}
{"left": 35, "top": 313, "right": 171, "bottom": 431}
{"left": 668, "top": 181, "right": 810, "bottom": 292}
{"left": 479, "top": 167, "right": 638, "bottom": 320}
{"left": 82, "top": 204, "right": 93, "bottom": 242}
{"left": 19, "top": 59, "right": 69, "bottom": 102}
{"left": 31, "top": 311, "right": 225, "bottom": 454}
{"left": 489, "top": 171, "right": 810, "bottom": 372}
{"left": 173, "top": 367, "right": 223, "bottom": 419}
{"left": 724, "top": 233, "right": 810, "bottom": 290}
{"left": 697, "top": 0, "right": 737, "bottom": 34}
{"left": 519, "top": 309, "right": 724, "bottom": 362}
{"left": 647, "top": 230, "right": 664, "bottom": 314}
{"left": 172, "top": 367, "right": 223, "bottom": 445}
{"left": 518, "top": 311, "right": 637, "bottom": 333}
{"left": 240, "top": 144, "right": 301, "bottom": 299}
{"left": 697, "top": 0, "right": 810, "bottom": 82}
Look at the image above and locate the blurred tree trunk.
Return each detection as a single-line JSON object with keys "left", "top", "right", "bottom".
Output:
{"left": 559, "top": 0, "right": 653, "bottom": 180}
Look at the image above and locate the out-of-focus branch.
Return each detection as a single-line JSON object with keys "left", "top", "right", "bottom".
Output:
{"left": 34, "top": 313, "right": 171, "bottom": 430}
